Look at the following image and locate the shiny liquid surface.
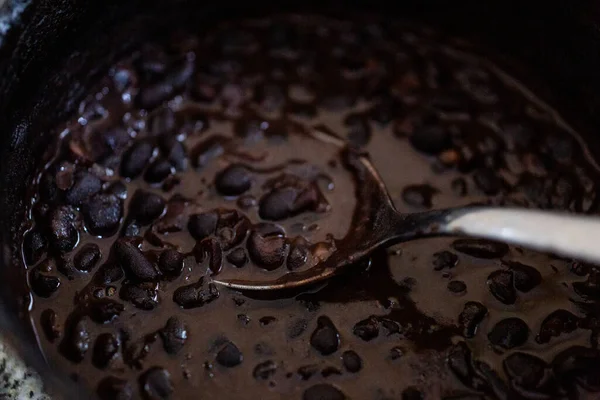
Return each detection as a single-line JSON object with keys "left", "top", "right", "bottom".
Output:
{"left": 20, "top": 15, "right": 600, "bottom": 400}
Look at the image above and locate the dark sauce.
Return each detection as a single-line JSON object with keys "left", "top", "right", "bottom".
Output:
{"left": 20, "top": 14, "right": 600, "bottom": 400}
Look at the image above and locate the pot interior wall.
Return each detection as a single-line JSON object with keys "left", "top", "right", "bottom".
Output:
{"left": 1, "top": 0, "right": 599, "bottom": 397}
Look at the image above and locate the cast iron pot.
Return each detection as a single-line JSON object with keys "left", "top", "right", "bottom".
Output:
{"left": 1, "top": 0, "right": 600, "bottom": 398}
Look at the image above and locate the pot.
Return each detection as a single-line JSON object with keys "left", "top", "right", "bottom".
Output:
{"left": 1, "top": 0, "right": 600, "bottom": 398}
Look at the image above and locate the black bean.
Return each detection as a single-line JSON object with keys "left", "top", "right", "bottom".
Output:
{"left": 23, "top": 229, "right": 47, "bottom": 266}
{"left": 447, "top": 342, "right": 476, "bottom": 388}
{"left": 410, "top": 125, "right": 450, "bottom": 155}
{"left": 303, "top": 384, "right": 346, "bottom": 400}
{"left": 402, "top": 184, "right": 439, "bottom": 208}
{"left": 402, "top": 387, "right": 424, "bottom": 400}
{"left": 87, "top": 126, "right": 133, "bottom": 165}
{"left": 88, "top": 299, "right": 125, "bottom": 324}
{"left": 536, "top": 309, "right": 579, "bottom": 344}
{"left": 216, "top": 341, "right": 243, "bottom": 367}
{"left": 457, "top": 62, "right": 496, "bottom": 95}
{"left": 53, "top": 162, "right": 74, "bottom": 191}
{"left": 93, "top": 333, "right": 120, "bottom": 369}
{"left": 287, "top": 237, "right": 309, "bottom": 270}
{"left": 121, "top": 141, "right": 153, "bottom": 179}
{"left": 452, "top": 239, "right": 509, "bottom": 259}
{"left": 342, "top": 350, "right": 362, "bottom": 373}
{"left": 389, "top": 346, "right": 405, "bottom": 361}
{"left": 48, "top": 206, "right": 78, "bottom": 252}
{"left": 173, "top": 280, "right": 219, "bottom": 309}
{"left": 353, "top": 316, "right": 379, "bottom": 341}
{"left": 214, "top": 164, "right": 252, "bottom": 196}
{"left": 95, "top": 263, "right": 125, "bottom": 285}
{"left": 552, "top": 346, "right": 600, "bottom": 392}
{"left": 432, "top": 251, "right": 458, "bottom": 271}
{"left": 29, "top": 265, "right": 61, "bottom": 298}
{"left": 39, "top": 169, "right": 63, "bottom": 204}
{"left": 344, "top": 113, "right": 372, "bottom": 147}
{"left": 257, "top": 316, "right": 275, "bottom": 327}
{"left": 504, "top": 260, "right": 542, "bottom": 293}
{"left": 114, "top": 239, "right": 159, "bottom": 281}
{"left": 237, "top": 314, "right": 251, "bottom": 326}
{"left": 488, "top": 318, "right": 529, "bottom": 349}
{"left": 65, "top": 172, "right": 102, "bottom": 207}
{"left": 97, "top": 376, "right": 133, "bottom": 400}
{"left": 158, "top": 249, "right": 184, "bottom": 278}
{"left": 147, "top": 107, "right": 176, "bottom": 136}
{"left": 195, "top": 237, "right": 223, "bottom": 275}
{"left": 138, "top": 81, "right": 174, "bottom": 110}
{"left": 144, "top": 159, "right": 172, "bottom": 183}
{"left": 572, "top": 272, "right": 600, "bottom": 300}
{"left": 120, "top": 283, "right": 159, "bottom": 310}
{"left": 297, "top": 365, "right": 319, "bottom": 380}
{"left": 247, "top": 231, "right": 288, "bottom": 271}
{"left": 123, "top": 333, "right": 157, "bottom": 369}
{"left": 321, "top": 366, "right": 342, "bottom": 378}
{"left": 458, "top": 302, "right": 488, "bottom": 338}
{"left": 253, "top": 360, "right": 277, "bottom": 380}
{"left": 158, "top": 135, "right": 187, "bottom": 171}
{"left": 487, "top": 270, "right": 516, "bottom": 305}
{"left": 188, "top": 212, "right": 218, "bottom": 240}
{"left": 226, "top": 248, "right": 248, "bottom": 268}
{"left": 381, "top": 318, "right": 401, "bottom": 336}
{"left": 60, "top": 316, "right": 91, "bottom": 362}
{"left": 449, "top": 348, "right": 497, "bottom": 395}
{"left": 473, "top": 361, "right": 509, "bottom": 399}
{"left": 473, "top": 168, "right": 502, "bottom": 195}
{"left": 310, "top": 316, "right": 340, "bottom": 356}
{"left": 139, "top": 367, "right": 174, "bottom": 400}
{"left": 517, "top": 175, "right": 550, "bottom": 208}
{"left": 83, "top": 194, "right": 123, "bottom": 236}
{"left": 129, "top": 190, "right": 166, "bottom": 225}
{"left": 259, "top": 183, "right": 324, "bottom": 221}
{"left": 216, "top": 210, "right": 251, "bottom": 250}
{"left": 74, "top": 243, "right": 101, "bottom": 272}
{"left": 48, "top": 253, "right": 72, "bottom": 280}
{"left": 448, "top": 280, "right": 467, "bottom": 294}
{"left": 40, "top": 309, "right": 61, "bottom": 342}
{"left": 160, "top": 317, "right": 188, "bottom": 355}
{"left": 570, "top": 261, "right": 590, "bottom": 277}
{"left": 503, "top": 352, "right": 549, "bottom": 392}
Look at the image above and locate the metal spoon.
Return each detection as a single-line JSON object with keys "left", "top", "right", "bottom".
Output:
{"left": 214, "top": 128, "right": 600, "bottom": 291}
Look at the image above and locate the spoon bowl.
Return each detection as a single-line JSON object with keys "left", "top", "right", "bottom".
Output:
{"left": 214, "top": 127, "right": 600, "bottom": 291}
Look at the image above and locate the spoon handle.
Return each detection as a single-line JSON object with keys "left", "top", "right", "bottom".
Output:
{"left": 442, "top": 207, "right": 600, "bottom": 264}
